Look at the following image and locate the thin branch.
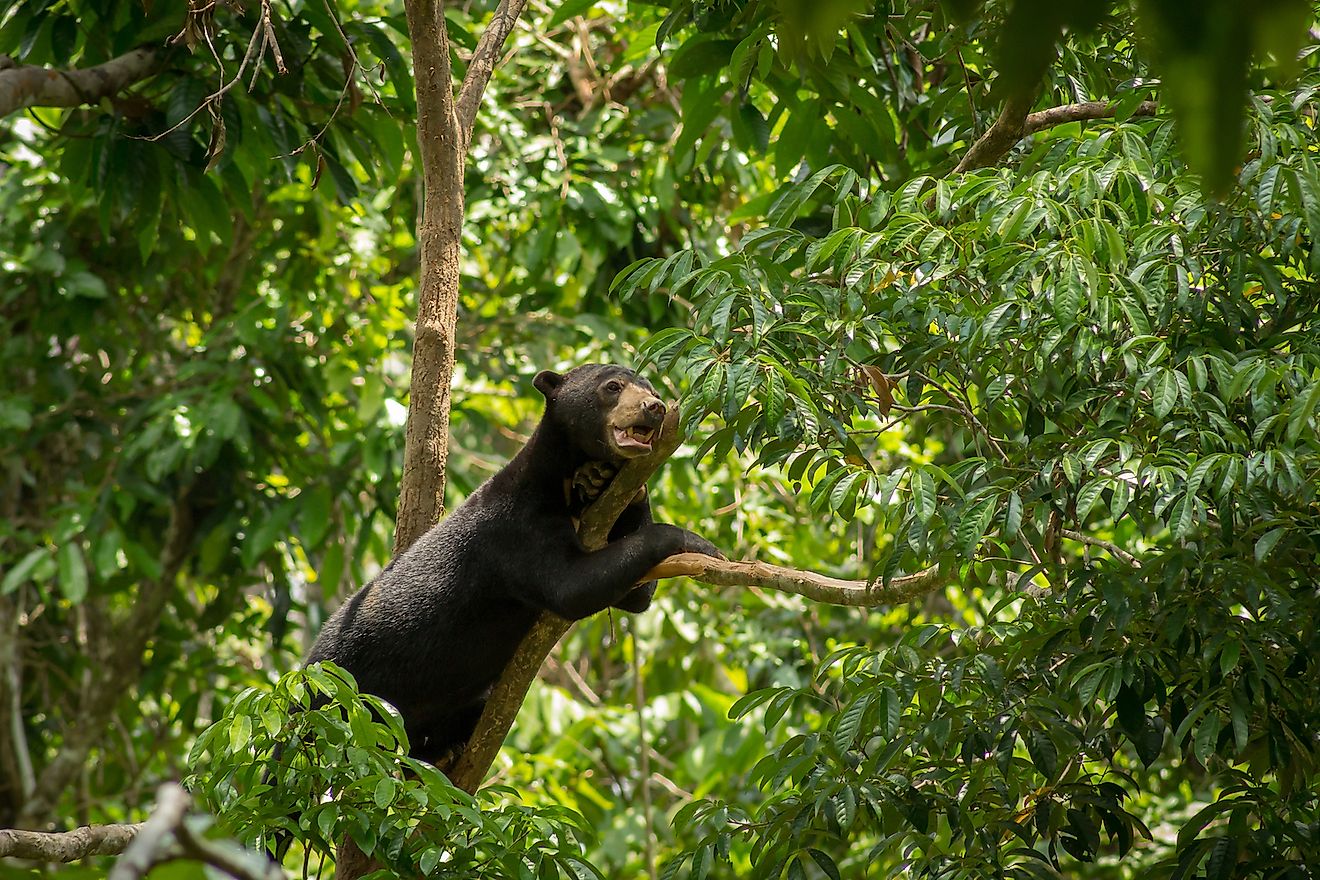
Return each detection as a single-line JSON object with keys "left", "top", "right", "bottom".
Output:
{"left": 107, "top": 784, "right": 192, "bottom": 880}
{"left": 0, "top": 48, "right": 163, "bottom": 119}
{"left": 1023, "top": 100, "right": 1157, "bottom": 135}
{"left": 455, "top": 0, "right": 530, "bottom": 140}
{"left": 1061, "top": 528, "right": 1142, "bottom": 568}
{"left": 646, "top": 555, "right": 946, "bottom": 605}
{"left": 1, "top": 784, "right": 283, "bottom": 879}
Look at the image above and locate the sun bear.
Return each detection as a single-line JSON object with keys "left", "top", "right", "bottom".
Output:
{"left": 305, "top": 364, "right": 722, "bottom": 764}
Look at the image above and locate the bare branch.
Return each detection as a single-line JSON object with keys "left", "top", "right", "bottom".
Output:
{"left": 0, "top": 822, "right": 144, "bottom": 861}
{"left": 1061, "top": 528, "right": 1142, "bottom": 568}
{"left": 455, "top": 0, "right": 531, "bottom": 140}
{"left": 0, "top": 48, "right": 163, "bottom": 119}
{"left": 1, "top": 784, "right": 283, "bottom": 880}
{"left": 1023, "top": 100, "right": 1156, "bottom": 134}
{"left": 952, "top": 91, "right": 1159, "bottom": 174}
{"left": 645, "top": 554, "right": 948, "bottom": 606}
{"left": 107, "top": 784, "right": 192, "bottom": 880}
{"left": 394, "top": 0, "right": 465, "bottom": 554}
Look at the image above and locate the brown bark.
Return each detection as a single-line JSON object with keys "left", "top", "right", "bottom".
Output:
{"left": 1022, "top": 99, "right": 1157, "bottom": 135}
{"left": 0, "top": 48, "right": 163, "bottom": 119}
{"left": 0, "top": 822, "right": 145, "bottom": 861}
{"left": 645, "top": 553, "right": 946, "bottom": 605}
{"left": 952, "top": 87, "right": 1037, "bottom": 174}
{"left": 953, "top": 92, "right": 1158, "bottom": 174}
{"left": 393, "top": 0, "right": 466, "bottom": 555}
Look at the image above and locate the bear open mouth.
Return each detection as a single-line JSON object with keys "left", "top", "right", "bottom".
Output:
{"left": 613, "top": 424, "right": 656, "bottom": 452}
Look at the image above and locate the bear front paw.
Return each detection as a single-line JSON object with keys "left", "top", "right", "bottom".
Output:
{"left": 680, "top": 531, "right": 726, "bottom": 561}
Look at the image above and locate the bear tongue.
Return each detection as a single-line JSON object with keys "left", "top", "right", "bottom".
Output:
{"left": 614, "top": 426, "right": 653, "bottom": 451}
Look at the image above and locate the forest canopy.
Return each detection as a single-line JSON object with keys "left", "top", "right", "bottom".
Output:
{"left": 1, "top": 1, "right": 1318, "bottom": 878}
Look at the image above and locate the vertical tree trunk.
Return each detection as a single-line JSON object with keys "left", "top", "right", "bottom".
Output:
{"left": 335, "top": 2, "right": 528, "bottom": 877}
{"left": 394, "top": 0, "right": 465, "bottom": 555}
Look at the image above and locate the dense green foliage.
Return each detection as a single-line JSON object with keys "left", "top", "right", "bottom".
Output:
{"left": 2, "top": 1, "right": 1319, "bottom": 879}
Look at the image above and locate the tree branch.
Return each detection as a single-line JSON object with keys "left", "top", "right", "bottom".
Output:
{"left": 645, "top": 554, "right": 948, "bottom": 605}
{"left": 393, "top": 0, "right": 465, "bottom": 555}
{"left": 1022, "top": 100, "right": 1157, "bottom": 135}
{"left": 952, "top": 92, "right": 1158, "bottom": 174}
{"left": 1060, "top": 528, "right": 1142, "bottom": 568}
{"left": 0, "top": 48, "right": 163, "bottom": 119}
{"left": 106, "top": 784, "right": 192, "bottom": 880}
{"left": 0, "top": 822, "right": 145, "bottom": 861}
{"left": 951, "top": 87, "right": 1037, "bottom": 174}
{"left": 1, "top": 783, "right": 282, "bottom": 880}
{"left": 455, "top": 0, "right": 531, "bottom": 140}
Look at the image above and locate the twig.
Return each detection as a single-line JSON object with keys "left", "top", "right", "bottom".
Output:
{"left": 455, "top": 0, "right": 531, "bottom": 140}
{"left": 1061, "top": 529, "right": 1142, "bottom": 568}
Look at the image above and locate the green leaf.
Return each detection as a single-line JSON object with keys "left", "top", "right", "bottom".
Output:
{"left": 833, "top": 694, "right": 870, "bottom": 751}
{"left": 3, "top": 548, "right": 50, "bottom": 594}
{"left": 957, "top": 496, "right": 997, "bottom": 557}
{"left": 910, "top": 467, "right": 936, "bottom": 524}
{"left": 57, "top": 542, "right": 88, "bottom": 603}
{"left": 1254, "top": 527, "right": 1285, "bottom": 563}
{"left": 374, "top": 776, "right": 396, "bottom": 809}
{"left": 1025, "top": 728, "right": 1058, "bottom": 779}
{"left": 230, "top": 714, "right": 251, "bottom": 752}
{"left": 807, "top": 849, "right": 842, "bottom": 880}
{"left": 1153, "top": 369, "right": 1179, "bottom": 419}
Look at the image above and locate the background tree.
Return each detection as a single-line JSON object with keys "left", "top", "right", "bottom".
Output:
{"left": 2, "top": 1, "right": 1318, "bottom": 879}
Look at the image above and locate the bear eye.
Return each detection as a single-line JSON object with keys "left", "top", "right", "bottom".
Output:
{"left": 604, "top": 380, "right": 624, "bottom": 394}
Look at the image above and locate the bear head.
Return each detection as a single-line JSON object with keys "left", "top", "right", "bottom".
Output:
{"left": 534, "top": 364, "right": 667, "bottom": 464}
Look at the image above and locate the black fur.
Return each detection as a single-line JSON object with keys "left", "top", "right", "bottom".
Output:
{"left": 305, "top": 364, "right": 721, "bottom": 764}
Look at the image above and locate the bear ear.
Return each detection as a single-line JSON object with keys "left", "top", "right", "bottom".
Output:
{"left": 533, "top": 370, "right": 565, "bottom": 399}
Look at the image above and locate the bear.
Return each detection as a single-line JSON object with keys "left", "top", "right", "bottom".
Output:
{"left": 304, "top": 364, "right": 723, "bottom": 765}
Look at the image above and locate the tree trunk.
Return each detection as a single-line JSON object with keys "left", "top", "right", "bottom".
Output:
{"left": 393, "top": 0, "right": 465, "bottom": 555}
